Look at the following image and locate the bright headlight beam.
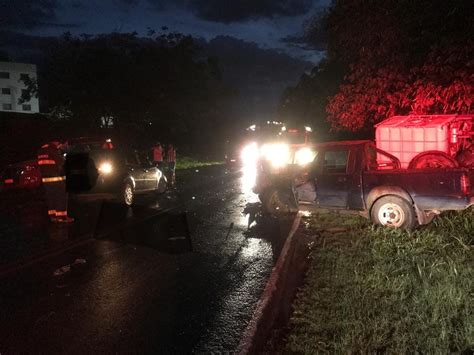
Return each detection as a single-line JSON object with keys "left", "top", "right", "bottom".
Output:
{"left": 241, "top": 142, "right": 259, "bottom": 166}
{"left": 99, "top": 162, "right": 113, "bottom": 174}
{"left": 295, "top": 147, "right": 316, "bottom": 166}
{"left": 261, "top": 143, "right": 290, "bottom": 168}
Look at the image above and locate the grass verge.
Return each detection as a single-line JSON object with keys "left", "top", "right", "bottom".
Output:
{"left": 175, "top": 156, "right": 223, "bottom": 170}
{"left": 285, "top": 209, "right": 473, "bottom": 353}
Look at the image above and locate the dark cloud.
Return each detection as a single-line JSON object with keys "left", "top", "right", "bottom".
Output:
{"left": 115, "top": 0, "right": 140, "bottom": 5}
{"left": 113, "top": 0, "right": 141, "bottom": 11}
{"left": 201, "top": 35, "right": 312, "bottom": 118}
{"left": 149, "top": 0, "right": 313, "bottom": 23}
{"left": 280, "top": 33, "right": 326, "bottom": 52}
{"left": 0, "top": 0, "right": 78, "bottom": 30}
{"left": 280, "top": 8, "right": 328, "bottom": 52}
{"left": 0, "top": 0, "right": 56, "bottom": 30}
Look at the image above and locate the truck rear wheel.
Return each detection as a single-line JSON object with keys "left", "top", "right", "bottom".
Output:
{"left": 408, "top": 151, "right": 458, "bottom": 169}
{"left": 371, "top": 195, "right": 417, "bottom": 229}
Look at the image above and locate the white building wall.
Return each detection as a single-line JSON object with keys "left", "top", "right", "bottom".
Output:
{"left": 0, "top": 61, "right": 40, "bottom": 114}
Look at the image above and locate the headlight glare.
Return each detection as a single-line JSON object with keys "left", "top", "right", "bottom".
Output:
{"left": 99, "top": 162, "right": 113, "bottom": 175}
{"left": 295, "top": 147, "right": 316, "bottom": 166}
{"left": 261, "top": 143, "right": 290, "bottom": 168}
{"left": 241, "top": 142, "right": 259, "bottom": 166}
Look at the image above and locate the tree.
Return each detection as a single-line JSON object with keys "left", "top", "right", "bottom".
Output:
{"left": 283, "top": 0, "right": 474, "bottom": 133}
{"left": 26, "top": 32, "right": 233, "bottom": 154}
{"left": 278, "top": 58, "right": 346, "bottom": 138}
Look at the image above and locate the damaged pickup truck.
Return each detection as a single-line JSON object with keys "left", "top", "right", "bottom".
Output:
{"left": 254, "top": 140, "right": 474, "bottom": 228}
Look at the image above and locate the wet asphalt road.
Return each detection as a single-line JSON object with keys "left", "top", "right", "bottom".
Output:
{"left": 0, "top": 165, "right": 294, "bottom": 353}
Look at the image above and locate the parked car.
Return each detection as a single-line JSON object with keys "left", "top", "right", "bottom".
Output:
{"left": 65, "top": 148, "right": 167, "bottom": 206}
{"left": 255, "top": 140, "right": 474, "bottom": 228}
{"left": 0, "top": 160, "right": 42, "bottom": 191}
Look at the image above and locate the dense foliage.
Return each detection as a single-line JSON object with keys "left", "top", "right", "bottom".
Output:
{"left": 24, "top": 32, "right": 232, "bottom": 154}
{"left": 281, "top": 0, "right": 474, "bottom": 132}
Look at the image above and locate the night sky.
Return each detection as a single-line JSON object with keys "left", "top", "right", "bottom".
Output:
{"left": 1, "top": 0, "right": 328, "bottom": 63}
{"left": 1, "top": 0, "right": 330, "bottom": 122}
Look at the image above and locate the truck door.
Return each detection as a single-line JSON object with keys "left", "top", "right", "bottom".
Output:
{"left": 315, "top": 147, "right": 352, "bottom": 208}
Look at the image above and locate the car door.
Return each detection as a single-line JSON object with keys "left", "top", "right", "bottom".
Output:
{"left": 139, "top": 152, "right": 159, "bottom": 190}
{"left": 314, "top": 147, "right": 352, "bottom": 208}
{"left": 125, "top": 150, "right": 145, "bottom": 191}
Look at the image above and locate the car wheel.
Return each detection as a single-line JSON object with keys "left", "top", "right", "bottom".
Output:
{"left": 156, "top": 176, "right": 168, "bottom": 194}
{"left": 122, "top": 182, "right": 134, "bottom": 206}
{"left": 371, "top": 195, "right": 417, "bottom": 229}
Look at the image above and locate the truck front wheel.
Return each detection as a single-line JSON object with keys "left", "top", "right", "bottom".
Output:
{"left": 371, "top": 195, "right": 417, "bottom": 229}
{"left": 260, "top": 187, "right": 297, "bottom": 215}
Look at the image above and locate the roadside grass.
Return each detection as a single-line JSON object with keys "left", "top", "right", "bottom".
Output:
{"left": 285, "top": 209, "right": 473, "bottom": 354}
{"left": 175, "top": 156, "right": 223, "bottom": 170}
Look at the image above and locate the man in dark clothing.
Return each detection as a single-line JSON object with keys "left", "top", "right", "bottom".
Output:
{"left": 37, "top": 141, "right": 74, "bottom": 223}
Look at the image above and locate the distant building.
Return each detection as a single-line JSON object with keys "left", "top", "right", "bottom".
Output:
{"left": 0, "top": 61, "right": 39, "bottom": 114}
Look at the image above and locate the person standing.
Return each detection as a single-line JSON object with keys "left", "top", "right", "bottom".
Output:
{"left": 37, "top": 141, "right": 74, "bottom": 223}
{"left": 152, "top": 142, "right": 164, "bottom": 170}
{"left": 167, "top": 143, "right": 176, "bottom": 187}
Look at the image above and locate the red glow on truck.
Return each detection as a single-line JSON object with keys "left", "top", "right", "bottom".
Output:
{"left": 375, "top": 114, "right": 474, "bottom": 169}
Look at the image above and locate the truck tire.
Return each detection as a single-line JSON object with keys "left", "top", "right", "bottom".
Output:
{"left": 408, "top": 151, "right": 458, "bottom": 169}
{"left": 261, "top": 187, "right": 297, "bottom": 216}
{"left": 122, "top": 182, "right": 135, "bottom": 206}
{"left": 371, "top": 195, "right": 417, "bottom": 229}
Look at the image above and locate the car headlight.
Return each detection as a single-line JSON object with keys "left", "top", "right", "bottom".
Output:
{"left": 295, "top": 147, "right": 316, "bottom": 166}
{"left": 241, "top": 142, "right": 259, "bottom": 167}
{"left": 261, "top": 143, "right": 290, "bottom": 168}
{"left": 98, "top": 162, "right": 113, "bottom": 175}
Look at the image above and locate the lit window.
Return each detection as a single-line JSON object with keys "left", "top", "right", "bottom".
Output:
{"left": 1, "top": 88, "right": 11, "bottom": 95}
{"left": 20, "top": 73, "right": 29, "bottom": 81}
{"left": 0, "top": 72, "right": 9, "bottom": 79}
{"left": 22, "top": 104, "right": 31, "bottom": 111}
{"left": 2, "top": 103, "right": 12, "bottom": 110}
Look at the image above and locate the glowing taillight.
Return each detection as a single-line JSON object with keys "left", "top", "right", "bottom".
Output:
{"left": 460, "top": 174, "right": 470, "bottom": 195}
{"left": 4, "top": 179, "right": 14, "bottom": 184}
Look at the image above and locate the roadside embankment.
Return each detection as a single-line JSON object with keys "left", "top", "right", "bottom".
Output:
{"left": 282, "top": 209, "right": 473, "bottom": 353}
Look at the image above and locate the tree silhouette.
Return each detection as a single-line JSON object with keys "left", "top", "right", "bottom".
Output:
{"left": 25, "top": 32, "right": 233, "bottom": 153}
{"left": 282, "top": 0, "right": 473, "bottom": 132}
